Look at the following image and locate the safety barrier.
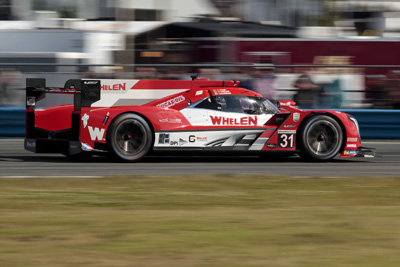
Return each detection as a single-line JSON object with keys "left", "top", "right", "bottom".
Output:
{"left": 0, "top": 107, "right": 25, "bottom": 138}
{"left": 0, "top": 107, "right": 399, "bottom": 140}
{"left": 339, "top": 109, "right": 400, "bottom": 140}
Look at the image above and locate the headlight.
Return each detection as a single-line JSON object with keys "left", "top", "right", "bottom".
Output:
{"left": 347, "top": 115, "right": 361, "bottom": 140}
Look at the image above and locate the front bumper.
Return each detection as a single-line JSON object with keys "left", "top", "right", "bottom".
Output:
{"left": 355, "top": 147, "right": 380, "bottom": 158}
{"left": 341, "top": 146, "right": 380, "bottom": 158}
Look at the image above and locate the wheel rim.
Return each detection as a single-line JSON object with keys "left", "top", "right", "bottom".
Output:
{"left": 113, "top": 119, "right": 147, "bottom": 156}
{"left": 306, "top": 120, "right": 340, "bottom": 156}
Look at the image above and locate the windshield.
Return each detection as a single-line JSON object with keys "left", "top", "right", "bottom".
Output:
{"left": 261, "top": 98, "right": 280, "bottom": 114}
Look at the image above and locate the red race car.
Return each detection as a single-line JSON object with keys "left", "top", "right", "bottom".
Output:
{"left": 25, "top": 78, "right": 376, "bottom": 162}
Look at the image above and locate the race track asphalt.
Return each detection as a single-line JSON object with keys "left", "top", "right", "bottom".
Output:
{"left": 0, "top": 139, "right": 398, "bottom": 177}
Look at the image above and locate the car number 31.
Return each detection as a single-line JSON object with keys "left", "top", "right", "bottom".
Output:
{"left": 278, "top": 133, "right": 295, "bottom": 148}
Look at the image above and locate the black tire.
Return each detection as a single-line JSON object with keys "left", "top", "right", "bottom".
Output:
{"left": 298, "top": 115, "right": 343, "bottom": 161}
{"left": 107, "top": 114, "right": 153, "bottom": 162}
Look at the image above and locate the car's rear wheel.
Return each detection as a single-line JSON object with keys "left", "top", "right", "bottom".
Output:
{"left": 107, "top": 114, "right": 153, "bottom": 162}
{"left": 299, "top": 115, "right": 343, "bottom": 161}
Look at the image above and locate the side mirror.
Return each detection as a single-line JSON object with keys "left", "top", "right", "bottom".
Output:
{"left": 278, "top": 100, "right": 296, "bottom": 108}
{"left": 208, "top": 90, "right": 213, "bottom": 102}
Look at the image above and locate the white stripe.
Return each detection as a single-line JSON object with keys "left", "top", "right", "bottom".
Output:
{"left": 248, "top": 138, "right": 269, "bottom": 151}
{"left": 92, "top": 89, "right": 187, "bottom": 107}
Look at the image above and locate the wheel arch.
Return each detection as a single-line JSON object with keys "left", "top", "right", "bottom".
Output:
{"left": 107, "top": 111, "right": 155, "bottom": 150}
{"left": 296, "top": 112, "right": 347, "bottom": 152}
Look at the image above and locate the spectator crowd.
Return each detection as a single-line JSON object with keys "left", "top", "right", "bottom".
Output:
{"left": 1, "top": 67, "right": 400, "bottom": 109}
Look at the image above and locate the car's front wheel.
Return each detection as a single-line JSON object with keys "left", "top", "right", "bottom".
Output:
{"left": 107, "top": 114, "right": 153, "bottom": 162}
{"left": 299, "top": 115, "right": 343, "bottom": 161}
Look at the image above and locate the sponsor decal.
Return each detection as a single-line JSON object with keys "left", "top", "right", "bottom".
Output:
{"left": 197, "top": 137, "right": 208, "bottom": 141}
{"left": 159, "top": 133, "right": 170, "bottom": 144}
{"left": 210, "top": 116, "right": 257, "bottom": 126}
{"left": 169, "top": 119, "right": 182, "bottom": 124}
{"left": 88, "top": 126, "right": 105, "bottom": 141}
{"left": 346, "top": 144, "right": 357, "bottom": 148}
{"left": 364, "top": 155, "right": 374, "bottom": 158}
{"left": 267, "top": 143, "right": 277, "bottom": 149}
{"left": 195, "top": 90, "right": 203, "bottom": 96}
{"left": 293, "top": 113, "right": 300, "bottom": 122}
{"left": 278, "top": 130, "right": 296, "bottom": 134}
{"left": 347, "top": 137, "right": 358, "bottom": 142}
{"left": 215, "top": 89, "right": 231, "bottom": 95}
{"left": 27, "top": 97, "right": 35, "bottom": 107}
{"left": 284, "top": 125, "right": 295, "bottom": 128}
{"left": 275, "top": 117, "right": 283, "bottom": 123}
{"left": 82, "top": 143, "right": 93, "bottom": 151}
{"left": 179, "top": 138, "right": 187, "bottom": 145}
{"left": 82, "top": 113, "right": 89, "bottom": 128}
{"left": 189, "top": 135, "right": 196, "bottom": 143}
{"left": 170, "top": 141, "right": 179, "bottom": 146}
{"left": 344, "top": 150, "right": 358, "bottom": 155}
{"left": 159, "top": 118, "right": 182, "bottom": 124}
{"left": 84, "top": 81, "right": 99, "bottom": 85}
{"left": 26, "top": 141, "right": 36, "bottom": 148}
{"left": 101, "top": 83, "right": 126, "bottom": 91}
{"left": 279, "top": 101, "right": 292, "bottom": 106}
{"left": 157, "top": 95, "right": 185, "bottom": 108}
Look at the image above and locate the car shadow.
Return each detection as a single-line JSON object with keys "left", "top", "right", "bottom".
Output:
{"left": 0, "top": 154, "right": 371, "bottom": 164}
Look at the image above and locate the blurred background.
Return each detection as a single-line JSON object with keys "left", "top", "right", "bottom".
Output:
{"left": 1, "top": 0, "right": 400, "bottom": 109}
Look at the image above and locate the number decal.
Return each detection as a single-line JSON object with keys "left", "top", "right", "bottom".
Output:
{"left": 158, "top": 133, "right": 170, "bottom": 144}
{"left": 278, "top": 133, "right": 295, "bottom": 148}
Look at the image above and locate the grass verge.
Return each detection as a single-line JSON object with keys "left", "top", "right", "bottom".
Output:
{"left": 1, "top": 175, "right": 400, "bottom": 266}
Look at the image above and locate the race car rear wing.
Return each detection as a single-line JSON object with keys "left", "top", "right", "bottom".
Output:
{"left": 26, "top": 78, "right": 101, "bottom": 110}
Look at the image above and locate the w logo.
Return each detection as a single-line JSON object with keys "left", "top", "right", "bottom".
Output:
{"left": 88, "top": 126, "right": 105, "bottom": 141}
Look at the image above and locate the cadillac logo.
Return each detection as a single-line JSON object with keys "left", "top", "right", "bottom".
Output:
{"left": 293, "top": 113, "right": 300, "bottom": 122}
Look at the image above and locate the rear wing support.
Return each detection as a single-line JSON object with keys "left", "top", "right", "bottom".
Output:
{"left": 25, "top": 79, "right": 101, "bottom": 155}
{"left": 26, "top": 78, "right": 101, "bottom": 110}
